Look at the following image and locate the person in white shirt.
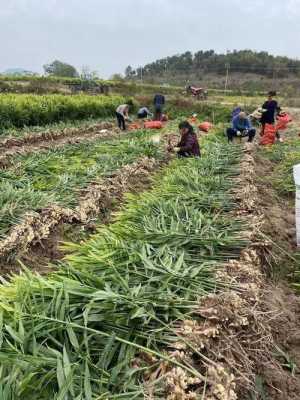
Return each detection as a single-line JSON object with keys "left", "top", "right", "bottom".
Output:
{"left": 116, "top": 104, "right": 130, "bottom": 130}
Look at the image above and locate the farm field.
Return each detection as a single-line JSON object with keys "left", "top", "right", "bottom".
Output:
{"left": 3, "top": 74, "right": 300, "bottom": 110}
{"left": 0, "top": 94, "right": 232, "bottom": 145}
{"left": 0, "top": 88, "right": 299, "bottom": 398}
{"left": 0, "top": 121, "right": 177, "bottom": 267}
{"left": 0, "top": 134, "right": 252, "bottom": 399}
{"left": 0, "top": 130, "right": 163, "bottom": 234}
{"left": 4, "top": 0, "right": 300, "bottom": 396}
{"left": 0, "top": 94, "right": 227, "bottom": 266}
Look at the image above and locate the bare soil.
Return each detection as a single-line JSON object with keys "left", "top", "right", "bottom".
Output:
{"left": 252, "top": 110, "right": 300, "bottom": 399}
{"left": 254, "top": 153, "right": 296, "bottom": 268}
{"left": 260, "top": 285, "right": 300, "bottom": 400}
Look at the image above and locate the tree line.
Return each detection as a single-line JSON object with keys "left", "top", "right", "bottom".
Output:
{"left": 125, "top": 50, "right": 300, "bottom": 79}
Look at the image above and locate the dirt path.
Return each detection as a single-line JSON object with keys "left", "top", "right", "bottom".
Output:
{"left": 252, "top": 108, "right": 300, "bottom": 399}
{"left": 252, "top": 151, "right": 300, "bottom": 399}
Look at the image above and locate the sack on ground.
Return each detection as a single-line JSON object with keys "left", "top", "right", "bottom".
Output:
{"left": 144, "top": 121, "right": 163, "bottom": 129}
{"left": 260, "top": 124, "right": 276, "bottom": 145}
{"left": 275, "top": 113, "right": 292, "bottom": 131}
{"left": 199, "top": 121, "right": 213, "bottom": 132}
{"left": 128, "top": 123, "right": 140, "bottom": 130}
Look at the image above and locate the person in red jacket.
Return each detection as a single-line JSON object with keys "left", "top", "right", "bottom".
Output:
{"left": 170, "top": 121, "right": 200, "bottom": 157}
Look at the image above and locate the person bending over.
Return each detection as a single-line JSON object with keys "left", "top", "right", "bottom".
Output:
{"left": 227, "top": 111, "right": 256, "bottom": 143}
{"left": 137, "top": 106, "right": 153, "bottom": 119}
{"left": 116, "top": 104, "right": 130, "bottom": 130}
{"left": 170, "top": 121, "right": 200, "bottom": 157}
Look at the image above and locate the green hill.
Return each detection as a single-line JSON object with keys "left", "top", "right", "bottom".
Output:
{"left": 125, "top": 50, "right": 300, "bottom": 93}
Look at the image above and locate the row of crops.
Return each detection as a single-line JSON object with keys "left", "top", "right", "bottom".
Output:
{"left": 0, "top": 94, "right": 127, "bottom": 130}
{"left": 0, "top": 135, "right": 247, "bottom": 398}
{"left": 0, "top": 129, "right": 163, "bottom": 238}
{"left": 0, "top": 92, "right": 234, "bottom": 136}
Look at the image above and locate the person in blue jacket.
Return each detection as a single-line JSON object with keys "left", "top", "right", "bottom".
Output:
{"left": 227, "top": 111, "right": 256, "bottom": 142}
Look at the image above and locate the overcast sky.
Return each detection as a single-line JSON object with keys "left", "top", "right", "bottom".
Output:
{"left": 1, "top": 0, "right": 300, "bottom": 77}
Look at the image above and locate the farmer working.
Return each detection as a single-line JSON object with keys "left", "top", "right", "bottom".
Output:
{"left": 170, "top": 121, "right": 200, "bottom": 157}
{"left": 227, "top": 111, "right": 256, "bottom": 142}
{"left": 116, "top": 104, "right": 130, "bottom": 131}
{"left": 153, "top": 93, "right": 165, "bottom": 121}
{"left": 137, "top": 106, "right": 153, "bottom": 119}
{"left": 260, "top": 91, "right": 280, "bottom": 139}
